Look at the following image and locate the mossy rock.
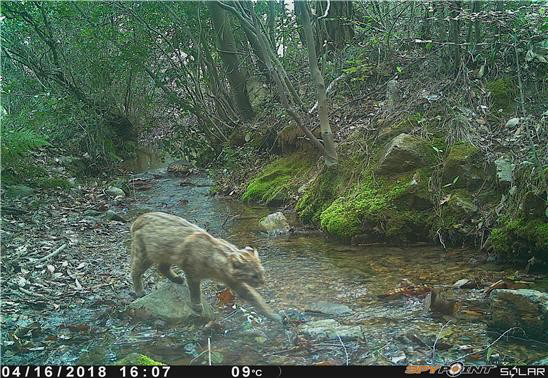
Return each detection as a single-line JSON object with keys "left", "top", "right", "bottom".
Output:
{"left": 392, "top": 169, "right": 434, "bottom": 210}
{"left": 319, "top": 172, "right": 431, "bottom": 241}
{"left": 489, "top": 218, "right": 548, "bottom": 264}
{"left": 442, "top": 143, "right": 493, "bottom": 190}
{"left": 115, "top": 353, "right": 164, "bottom": 366}
{"left": 434, "top": 189, "right": 479, "bottom": 241}
{"left": 242, "top": 153, "right": 315, "bottom": 206}
{"left": 376, "top": 133, "right": 435, "bottom": 175}
{"left": 486, "top": 78, "right": 517, "bottom": 114}
{"left": 296, "top": 166, "right": 341, "bottom": 224}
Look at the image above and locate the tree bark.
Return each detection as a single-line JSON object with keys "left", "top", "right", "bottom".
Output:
{"left": 296, "top": 1, "right": 338, "bottom": 166}
{"left": 208, "top": 2, "right": 254, "bottom": 121}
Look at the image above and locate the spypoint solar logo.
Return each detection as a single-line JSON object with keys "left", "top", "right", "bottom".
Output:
{"left": 445, "top": 362, "right": 465, "bottom": 377}
{"left": 405, "top": 362, "right": 496, "bottom": 376}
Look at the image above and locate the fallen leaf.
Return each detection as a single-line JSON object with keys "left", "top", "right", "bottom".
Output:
{"left": 75, "top": 278, "right": 82, "bottom": 290}
{"left": 216, "top": 288, "right": 235, "bottom": 305}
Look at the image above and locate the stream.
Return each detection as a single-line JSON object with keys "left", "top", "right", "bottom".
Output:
{"left": 2, "top": 165, "right": 547, "bottom": 366}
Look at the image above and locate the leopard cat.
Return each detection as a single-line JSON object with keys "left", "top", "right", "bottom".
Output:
{"left": 130, "top": 212, "right": 282, "bottom": 322}
{"left": 166, "top": 160, "right": 193, "bottom": 176}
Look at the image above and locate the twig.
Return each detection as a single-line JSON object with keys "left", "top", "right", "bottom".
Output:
{"left": 309, "top": 74, "right": 345, "bottom": 114}
{"left": 336, "top": 333, "right": 349, "bottom": 366}
{"left": 221, "top": 214, "right": 240, "bottom": 230}
{"left": 189, "top": 350, "right": 208, "bottom": 365}
{"left": 431, "top": 319, "right": 453, "bottom": 364}
{"left": 208, "top": 337, "right": 211, "bottom": 366}
{"left": 31, "top": 243, "right": 67, "bottom": 263}
{"left": 19, "top": 287, "right": 46, "bottom": 298}
{"left": 454, "top": 327, "right": 525, "bottom": 362}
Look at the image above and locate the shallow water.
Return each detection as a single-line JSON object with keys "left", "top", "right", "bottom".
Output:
{"left": 116, "top": 169, "right": 547, "bottom": 365}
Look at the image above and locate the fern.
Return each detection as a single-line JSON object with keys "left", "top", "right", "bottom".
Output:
{"left": 1, "top": 128, "right": 49, "bottom": 166}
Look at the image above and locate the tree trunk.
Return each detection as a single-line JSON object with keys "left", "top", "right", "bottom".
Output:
{"left": 267, "top": 1, "right": 276, "bottom": 50}
{"left": 449, "top": 1, "right": 461, "bottom": 77}
{"left": 296, "top": 1, "right": 338, "bottom": 166}
{"left": 208, "top": 2, "right": 254, "bottom": 121}
{"left": 315, "top": 1, "right": 354, "bottom": 52}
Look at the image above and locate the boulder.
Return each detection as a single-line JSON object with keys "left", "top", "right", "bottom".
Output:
{"left": 106, "top": 186, "right": 125, "bottom": 198}
{"left": 298, "top": 319, "right": 364, "bottom": 341}
{"left": 494, "top": 157, "right": 514, "bottom": 187}
{"left": 442, "top": 143, "right": 493, "bottom": 190}
{"left": 376, "top": 133, "right": 432, "bottom": 175}
{"left": 259, "top": 212, "right": 290, "bottom": 235}
{"left": 128, "top": 282, "right": 214, "bottom": 324}
{"left": 488, "top": 289, "right": 548, "bottom": 341}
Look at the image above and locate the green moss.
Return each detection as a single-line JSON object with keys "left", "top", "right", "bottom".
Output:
{"left": 489, "top": 218, "right": 548, "bottom": 263}
{"left": 115, "top": 353, "right": 164, "bottom": 366}
{"left": 378, "top": 112, "right": 425, "bottom": 141}
{"left": 446, "top": 143, "right": 480, "bottom": 162}
{"left": 242, "top": 153, "right": 314, "bottom": 205}
{"left": 486, "top": 78, "right": 517, "bottom": 113}
{"left": 319, "top": 172, "right": 430, "bottom": 240}
{"left": 442, "top": 143, "right": 487, "bottom": 190}
{"left": 296, "top": 166, "right": 341, "bottom": 224}
{"left": 35, "top": 177, "right": 74, "bottom": 190}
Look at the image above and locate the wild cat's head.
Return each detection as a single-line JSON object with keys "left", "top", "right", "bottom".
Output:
{"left": 229, "top": 246, "right": 266, "bottom": 287}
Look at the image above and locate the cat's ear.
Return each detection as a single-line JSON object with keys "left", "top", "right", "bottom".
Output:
{"left": 243, "top": 246, "right": 259, "bottom": 258}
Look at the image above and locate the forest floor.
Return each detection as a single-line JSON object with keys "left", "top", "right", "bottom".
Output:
{"left": 2, "top": 164, "right": 548, "bottom": 366}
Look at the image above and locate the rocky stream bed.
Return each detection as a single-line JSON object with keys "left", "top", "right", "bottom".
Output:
{"left": 1, "top": 165, "right": 547, "bottom": 366}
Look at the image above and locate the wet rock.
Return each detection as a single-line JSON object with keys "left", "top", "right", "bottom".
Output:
{"left": 350, "top": 233, "right": 376, "bottom": 245}
{"left": 106, "top": 186, "right": 125, "bottom": 198}
{"left": 390, "top": 351, "right": 407, "bottom": 365}
{"left": 532, "top": 356, "right": 548, "bottom": 365}
{"left": 115, "top": 353, "right": 164, "bottom": 365}
{"left": 488, "top": 289, "right": 548, "bottom": 341}
{"left": 5, "top": 185, "right": 34, "bottom": 198}
{"left": 453, "top": 279, "right": 476, "bottom": 289}
{"left": 377, "top": 133, "right": 432, "bottom": 175}
{"left": 102, "top": 210, "right": 127, "bottom": 223}
{"left": 283, "top": 308, "right": 306, "bottom": 323}
{"left": 298, "top": 319, "right": 364, "bottom": 341}
{"left": 305, "top": 302, "right": 353, "bottom": 317}
{"left": 128, "top": 282, "right": 214, "bottom": 324}
{"left": 259, "top": 212, "right": 290, "bottom": 235}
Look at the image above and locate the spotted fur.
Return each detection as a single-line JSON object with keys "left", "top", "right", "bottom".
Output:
{"left": 130, "top": 212, "right": 281, "bottom": 322}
